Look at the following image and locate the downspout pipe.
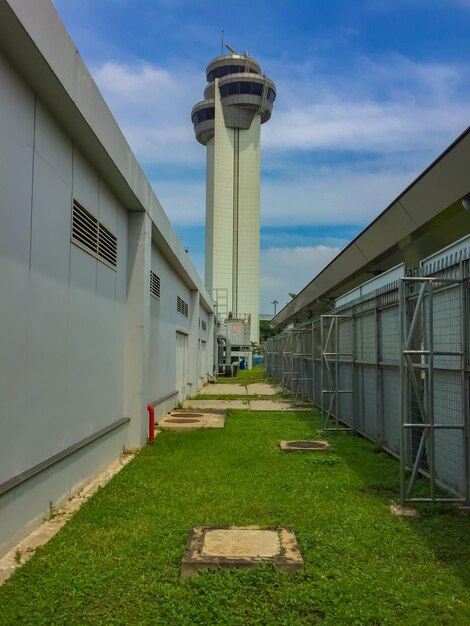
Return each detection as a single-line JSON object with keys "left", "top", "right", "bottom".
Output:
{"left": 147, "top": 404, "right": 155, "bottom": 444}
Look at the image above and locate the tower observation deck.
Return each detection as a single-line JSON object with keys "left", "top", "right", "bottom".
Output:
{"left": 191, "top": 52, "right": 276, "bottom": 344}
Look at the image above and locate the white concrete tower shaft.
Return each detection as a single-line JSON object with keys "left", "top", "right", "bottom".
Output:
{"left": 192, "top": 54, "right": 276, "bottom": 344}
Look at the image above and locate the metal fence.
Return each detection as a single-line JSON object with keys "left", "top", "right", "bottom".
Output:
{"left": 265, "top": 249, "right": 470, "bottom": 505}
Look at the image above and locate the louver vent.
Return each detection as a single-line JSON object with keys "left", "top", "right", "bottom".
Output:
{"left": 72, "top": 200, "right": 117, "bottom": 269}
{"left": 150, "top": 271, "right": 161, "bottom": 299}
{"left": 98, "top": 223, "right": 117, "bottom": 268}
{"left": 177, "top": 296, "right": 189, "bottom": 318}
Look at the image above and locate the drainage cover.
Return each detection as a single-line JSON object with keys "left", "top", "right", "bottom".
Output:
{"left": 170, "top": 412, "right": 203, "bottom": 418}
{"left": 287, "top": 441, "right": 328, "bottom": 449}
{"left": 166, "top": 418, "right": 200, "bottom": 424}
{"left": 279, "top": 440, "right": 335, "bottom": 452}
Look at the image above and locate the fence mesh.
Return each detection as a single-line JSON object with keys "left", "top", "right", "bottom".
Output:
{"left": 265, "top": 256, "right": 469, "bottom": 502}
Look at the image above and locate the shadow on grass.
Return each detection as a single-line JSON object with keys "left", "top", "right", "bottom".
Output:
{"left": 326, "top": 423, "right": 470, "bottom": 590}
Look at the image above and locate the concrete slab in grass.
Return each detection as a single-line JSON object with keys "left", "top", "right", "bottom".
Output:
{"left": 249, "top": 400, "right": 311, "bottom": 411}
{"left": 200, "top": 384, "right": 248, "bottom": 395}
{"left": 181, "top": 525, "right": 304, "bottom": 577}
{"left": 157, "top": 410, "right": 226, "bottom": 431}
{"left": 245, "top": 383, "right": 279, "bottom": 396}
{"left": 182, "top": 400, "right": 248, "bottom": 410}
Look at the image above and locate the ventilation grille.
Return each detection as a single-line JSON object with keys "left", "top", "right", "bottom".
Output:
{"left": 177, "top": 296, "right": 189, "bottom": 318}
{"left": 150, "top": 270, "right": 161, "bottom": 299}
{"left": 201, "top": 320, "right": 207, "bottom": 331}
{"left": 72, "top": 200, "right": 117, "bottom": 269}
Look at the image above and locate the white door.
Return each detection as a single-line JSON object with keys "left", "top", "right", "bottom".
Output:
{"left": 199, "top": 340, "right": 207, "bottom": 387}
{"left": 175, "top": 332, "right": 188, "bottom": 401}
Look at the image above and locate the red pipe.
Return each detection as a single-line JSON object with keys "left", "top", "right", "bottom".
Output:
{"left": 147, "top": 404, "right": 155, "bottom": 444}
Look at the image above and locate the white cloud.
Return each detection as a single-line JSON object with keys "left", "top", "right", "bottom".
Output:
{"left": 264, "top": 55, "right": 469, "bottom": 156}
{"left": 88, "top": 55, "right": 469, "bottom": 243}
{"left": 92, "top": 61, "right": 205, "bottom": 165}
{"left": 260, "top": 167, "right": 417, "bottom": 228}
{"left": 151, "top": 179, "right": 206, "bottom": 226}
{"left": 260, "top": 245, "right": 341, "bottom": 314}
{"left": 264, "top": 99, "right": 467, "bottom": 154}
{"left": 156, "top": 166, "right": 417, "bottom": 229}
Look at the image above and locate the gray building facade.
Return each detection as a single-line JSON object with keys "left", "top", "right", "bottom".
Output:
{"left": 0, "top": 0, "right": 214, "bottom": 556}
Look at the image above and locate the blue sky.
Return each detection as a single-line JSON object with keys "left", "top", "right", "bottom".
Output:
{"left": 52, "top": 0, "right": 470, "bottom": 314}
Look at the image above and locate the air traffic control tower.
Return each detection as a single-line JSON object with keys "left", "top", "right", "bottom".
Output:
{"left": 191, "top": 50, "right": 276, "bottom": 344}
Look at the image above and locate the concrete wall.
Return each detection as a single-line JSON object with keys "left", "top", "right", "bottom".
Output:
{"left": 0, "top": 5, "right": 214, "bottom": 556}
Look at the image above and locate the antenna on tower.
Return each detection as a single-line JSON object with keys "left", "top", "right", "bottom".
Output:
{"left": 221, "top": 28, "right": 224, "bottom": 55}
{"left": 225, "top": 43, "right": 239, "bottom": 55}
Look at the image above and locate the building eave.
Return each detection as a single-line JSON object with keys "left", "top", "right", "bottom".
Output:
{"left": 271, "top": 125, "right": 470, "bottom": 327}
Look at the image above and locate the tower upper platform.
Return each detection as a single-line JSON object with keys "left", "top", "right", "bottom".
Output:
{"left": 191, "top": 53, "right": 276, "bottom": 145}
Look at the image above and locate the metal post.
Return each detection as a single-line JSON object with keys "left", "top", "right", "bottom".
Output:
{"left": 461, "top": 263, "right": 470, "bottom": 505}
{"left": 427, "top": 281, "right": 435, "bottom": 501}
{"left": 399, "top": 278, "right": 407, "bottom": 505}
{"left": 320, "top": 318, "right": 325, "bottom": 424}
{"left": 335, "top": 316, "right": 339, "bottom": 429}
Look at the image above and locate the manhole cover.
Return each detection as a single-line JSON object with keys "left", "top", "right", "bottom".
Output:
{"left": 287, "top": 441, "right": 328, "bottom": 449}
{"left": 170, "top": 412, "right": 203, "bottom": 418}
{"left": 279, "top": 440, "right": 335, "bottom": 452}
{"left": 166, "top": 418, "right": 200, "bottom": 424}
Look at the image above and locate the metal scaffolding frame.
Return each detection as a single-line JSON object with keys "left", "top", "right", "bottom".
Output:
{"left": 280, "top": 330, "right": 293, "bottom": 392}
{"left": 399, "top": 275, "right": 468, "bottom": 504}
{"left": 290, "top": 324, "right": 314, "bottom": 406}
{"left": 321, "top": 314, "right": 355, "bottom": 431}
{"left": 264, "top": 244, "right": 469, "bottom": 505}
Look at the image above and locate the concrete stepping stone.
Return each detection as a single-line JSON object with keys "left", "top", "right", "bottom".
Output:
{"left": 245, "top": 383, "right": 279, "bottom": 396}
{"left": 249, "top": 400, "right": 311, "bottom": 411}
{"left": 182, "top": 399, "right": 312, "bottom": 412}
{"left": 182, "top": 400, "right": 248, "bottom": 410}
{"left": 199, "top": 384, "right": 248, "bottom": 395}
{"left": 181, "top": 525, "right": 304, "bottom": 577}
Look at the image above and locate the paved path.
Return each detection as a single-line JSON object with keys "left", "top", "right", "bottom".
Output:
{"left": 198, "top": 382, "right": 282, "bottom": 396}
{"left": 183, "top": 400, "right": 311, "bottom": 412}
{"left": 184, "top": 381, "right": 311, "bottom": 411}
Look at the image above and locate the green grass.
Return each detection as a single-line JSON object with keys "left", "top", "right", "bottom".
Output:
{"left": 216, "top": 364, "right": 272, "bottom": 384}
{"left": 2, "top": 411, "right": 470, "bottom": 625}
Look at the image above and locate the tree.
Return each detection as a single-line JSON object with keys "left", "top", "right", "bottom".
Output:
{"left": 259, "top": 320, "right": 280, "bottom": 343}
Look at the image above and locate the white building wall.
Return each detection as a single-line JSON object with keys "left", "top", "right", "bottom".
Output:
{"left": 148, "top": 244, "right": 192, "bottom": 415}
{"left": 0, "top": 53, "right": 129, "bottom": 555}
{"left": 0, "top": 32, "right": 214, "bottom": 556}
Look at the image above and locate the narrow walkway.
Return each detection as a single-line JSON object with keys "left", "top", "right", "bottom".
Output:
{"left": 183, "top": 380, "right": 310, "bottom": 411}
